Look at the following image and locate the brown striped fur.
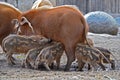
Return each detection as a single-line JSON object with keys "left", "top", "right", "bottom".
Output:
{"left": 2, "top": 34, "right": 49, "bottom": 65}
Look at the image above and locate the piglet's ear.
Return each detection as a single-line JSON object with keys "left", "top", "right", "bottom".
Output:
{"left": 11, "top": 19, "right": 18, "bottom": 24}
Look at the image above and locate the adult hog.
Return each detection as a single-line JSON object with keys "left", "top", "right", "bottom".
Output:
{"left": 0, "top": 2, "right": 21, "bottom": 45}
{"left": 14, "top": 5, "right": 90, "bottom": 71}
{"left": 2, "top": 34, "right": 50, "bottom": 65}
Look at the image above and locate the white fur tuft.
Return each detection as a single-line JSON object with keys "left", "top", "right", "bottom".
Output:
{"left": 37, "top": 5, "right": 53, "bottom": 10}
{"left": 32, "top": 0, "right": 53, "bottom": 9}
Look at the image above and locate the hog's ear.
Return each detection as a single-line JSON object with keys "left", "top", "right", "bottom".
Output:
{"left": 20, "top": 17, "right": 35, "bottom": 34}
{"left": 20, "top": 17, "right": 28, "bottom": 25}
{"left": 11, "top": 19, "right": 19, "bottom": 28}
{"left": 11, "top": 19, "right": 21, "bottom": 34}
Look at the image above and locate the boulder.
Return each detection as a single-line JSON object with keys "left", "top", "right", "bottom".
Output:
{"left": 115, "top": 17, "right": 120, "bottom": 27}
{"left": 85, "top": 11, "right": 118, "bottom": 35}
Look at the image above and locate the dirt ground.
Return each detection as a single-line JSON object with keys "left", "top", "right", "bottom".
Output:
{"left": 0, "top": 28, "right": 120, "bottom": 80}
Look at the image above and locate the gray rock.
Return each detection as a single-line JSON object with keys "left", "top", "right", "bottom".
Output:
{"left": 115, "top": 17, "right": 120, "bottom": 27}
{"left": 85, "top": 11, "right": 118, "bottom": 35}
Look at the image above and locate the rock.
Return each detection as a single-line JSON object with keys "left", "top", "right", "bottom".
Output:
{"left": 85, "top": 11, "right": 118, "bottom": 35}
{"left": 115, "top": 17, "right": 120, "bottom": 27}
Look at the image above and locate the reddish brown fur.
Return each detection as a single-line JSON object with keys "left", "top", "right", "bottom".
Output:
{"left": 17, "top": 6, "right": 89, "bottom": 70}
{"left": 0, "top": 2, "right": 21, "bottom": 45}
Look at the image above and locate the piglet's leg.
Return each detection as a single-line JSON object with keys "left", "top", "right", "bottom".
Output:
{"left": 55, "top": 54, "right": 63, "bottom": 69}
{"left": 98, "top": 62, "right": 106, "bottom": 70}
{"left": 77, "top": 61, "right": 85, "bottom": 71}
{"left": 22, "top": 59, "right": 31, "bottom": 68}
{"left": 34, "top": 61, "right": 39, "bottom": 70}
{"left": 21, "top": 60, "right": 25, "bottom": 68}
{"left": 6, "top": 50, "right": 15, "bottom": 65}
{"left": 110, "top": 60, "right": 115, "bottom": 70}
{"left": 44, "top": 63, "right": 51, "bottom": 71}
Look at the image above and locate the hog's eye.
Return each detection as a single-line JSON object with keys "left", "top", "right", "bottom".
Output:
{"left": 21, "top": 17, "right": 25, "bottom": 22}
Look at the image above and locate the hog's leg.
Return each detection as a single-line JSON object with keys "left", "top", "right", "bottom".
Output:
{"left": 77, "top": 61, "right": 85, "bottom": 71}
{"left": 22, "top": 59, "right": 31, "bottom": 68}
{"left": 34, "top": 63, "right": 39, "bottom": 70}
{"left": 49, "top": 62, "right": 54, "bottom": 69}
{"left": 88, "top": 63, "right": 91, "bottom": 70}
{"left": 34, "top": 58, "right": 40, "bottom": 70}
{"left": 30, "top": 61, "right": 35, "bottom": 69}
{"left": 64, "top": 46, "right": 75, "bottom": 71}
{"left": 88, "top": 61, "right": 97, "bottom": 71}
{"left": 110, "top": 60, "right": 115, "bottom": 70}
{"left": 55, "top": 53, "right": 63, "bottom": 69}
{"left": 98, "top": 62, "right": 106, "bottom": 70}
{"left": 6, "top": 50, "right": 15, "bottom": 65}
{"left": 21, "top": 60, "right": 25, "bottom": 68}
{"left": 11, "top": 56, "right": 16, "bottom": 61}
{"left": 44, "top": 62, "right": 51, "bottom": 71}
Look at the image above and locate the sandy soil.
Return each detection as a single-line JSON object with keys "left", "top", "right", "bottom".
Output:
{"left": 0, "top": 28, "right": 120, "bottom": 80}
